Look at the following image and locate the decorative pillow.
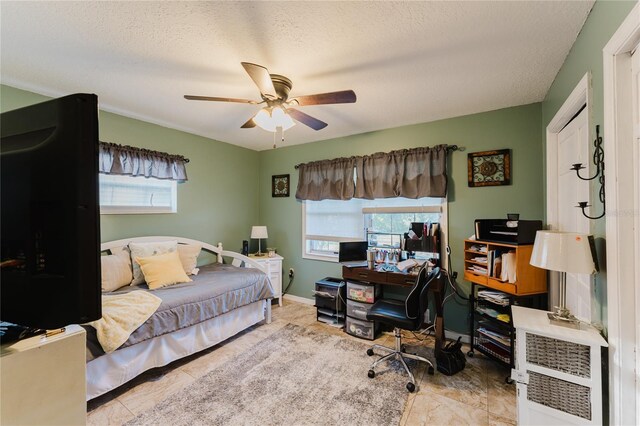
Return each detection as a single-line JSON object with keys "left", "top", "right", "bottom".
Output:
{"left": 135, "top": 251, "right": 192, "bottom": 290}
{"left": 177, "top": 244, "right": 201, "bottom": 275}
{"left": 129, "top": 240, "right": 178, "bottom": 285}
{"left": 101, "top": 254, "right": 133, "bottom": 292}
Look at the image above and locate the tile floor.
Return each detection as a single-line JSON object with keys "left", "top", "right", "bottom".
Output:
{"left": 87, "top": 300, "right": 516, "bottom": 425}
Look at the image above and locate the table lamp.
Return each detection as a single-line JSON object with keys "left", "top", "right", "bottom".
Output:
{"left": 530, "top": 230, "right": 598, "bottom": 328}
{"left": 251, "top": 226, "right": 268, "bottom": 256}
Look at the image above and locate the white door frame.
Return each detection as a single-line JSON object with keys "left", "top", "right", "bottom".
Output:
{"left": 603, "top": 3, "right": 640, "bottom": 425}
{"left": 545, "top": 72, "right": 593, "bottom": 309}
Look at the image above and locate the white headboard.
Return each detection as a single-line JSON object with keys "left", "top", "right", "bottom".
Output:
{"left": 100, "top": 236, "right": 266, "bottom": 272}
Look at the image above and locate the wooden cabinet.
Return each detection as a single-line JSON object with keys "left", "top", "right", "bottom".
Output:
{"left": 465, "top": 239, "right": 547, "bottom": 378}
{"left": 247, "top": 254, "right": 283, "bottom": 306}
{"left": 464, "top": 239, "right": 547, "bottom": 295}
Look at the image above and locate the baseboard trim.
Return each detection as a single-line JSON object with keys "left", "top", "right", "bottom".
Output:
{"left": 283, "top": 294, "right": 315, "bottom": 306}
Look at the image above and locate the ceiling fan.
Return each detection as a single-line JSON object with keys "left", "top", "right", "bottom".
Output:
{"left": 184, "top": 62, "right": 356, "bottom": 132}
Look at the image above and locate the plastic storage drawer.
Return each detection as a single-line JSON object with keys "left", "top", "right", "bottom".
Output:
{"left": 346, "top": 299, "right": 373, "bottom": 321}
{"left": 346, "top": 281, "right": 380, "bottom": 303}
{"left": 345, "top": 316, "right": 378, "bottom": 340}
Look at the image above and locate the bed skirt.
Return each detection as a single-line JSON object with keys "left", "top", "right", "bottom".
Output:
{"left": 86, "top": 300, "right": 267, "bottom": 400}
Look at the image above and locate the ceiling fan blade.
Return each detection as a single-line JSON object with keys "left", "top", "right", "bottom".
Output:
{"left": 184, "top": 95, "right": 257, "bottom": 104}
{"left": 287, "top": 108, "right": 328, "bottom": 131}
{"left": 241, "top": 62, "right": 277, "bottom": 99}
{"left": 289, "top": 90, "right": 356, "bottom": 106}
{"left": 240, "top": 114, "right": 257, "bottom": 129}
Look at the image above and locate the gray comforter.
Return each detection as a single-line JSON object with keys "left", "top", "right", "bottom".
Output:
{"left": 85, "top": 263, "right": 274, "bottom": 362}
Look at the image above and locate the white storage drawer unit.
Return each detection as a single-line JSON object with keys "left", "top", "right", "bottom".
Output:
{"left": 511, "top": 306, "right": 608, "bottom": 425}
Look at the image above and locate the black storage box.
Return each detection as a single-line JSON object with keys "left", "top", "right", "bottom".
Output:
{"left": 314, "top": 277, "right": 346, "bottom": 326}
{"left": 474, "top": 219, "right": 542, "bottom": 245}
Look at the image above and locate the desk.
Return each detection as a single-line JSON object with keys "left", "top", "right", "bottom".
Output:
{"left": 342, "top": 266, "right": 445, "bottom": 356}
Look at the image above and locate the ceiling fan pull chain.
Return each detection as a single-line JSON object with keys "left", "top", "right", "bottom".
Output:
{"left": 273, "top": 131, "right": 276, "bottom": 149}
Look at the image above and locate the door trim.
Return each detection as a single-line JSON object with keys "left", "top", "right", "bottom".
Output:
{"left": 545, "top": 72, "right": 593, "bottom": 310}
{"left": 603, "top": 3, "right": 640, "bottom": 425}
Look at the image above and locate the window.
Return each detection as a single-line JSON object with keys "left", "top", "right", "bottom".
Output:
{"left": 302, "top": 197, "right": 445, "bottom": 261}
{"left": 99, "top": 174, "right": 177, "bottom": 214}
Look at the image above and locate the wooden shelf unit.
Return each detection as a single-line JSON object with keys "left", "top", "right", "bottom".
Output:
{"left": 463, "top": 239, "right": 547, "bottom": 296}
{"left": 464, "top": 239, "right": 547, "bottom": 379}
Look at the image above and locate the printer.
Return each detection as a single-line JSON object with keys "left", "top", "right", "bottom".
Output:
{"left": 474, "top": 219, "right": 542, "bottom": 245}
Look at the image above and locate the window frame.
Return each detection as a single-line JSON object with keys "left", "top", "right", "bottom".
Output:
{"left": 301, "top": 198, "right": 448, "bottom": 264}
{"left": 99, "top": 174, "right": 178, "bottom": 215}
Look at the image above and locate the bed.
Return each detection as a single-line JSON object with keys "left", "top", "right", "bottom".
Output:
{"left": 86, "top": 236, "right": 274, "bottom": 400}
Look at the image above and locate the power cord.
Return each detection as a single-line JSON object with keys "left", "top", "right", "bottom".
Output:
{"left": 282, "top": 276, "right": 294, "bottom": 295}
{"left": 441, "top": 245, "right": 469, "bottom": 306}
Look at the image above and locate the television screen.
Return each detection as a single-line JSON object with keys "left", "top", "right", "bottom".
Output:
{"left": 1, "top": 93, "right": 101, "bottom": 329}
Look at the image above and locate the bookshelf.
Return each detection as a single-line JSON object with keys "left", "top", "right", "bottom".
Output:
{"left": 464, "top": 239, "right": 547, "bottom": 382}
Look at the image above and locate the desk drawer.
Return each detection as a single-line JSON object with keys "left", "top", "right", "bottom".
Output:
{"left": 385, "top": 272, "right": 419, "bottom": 286}
{"left": 342, "top": 267, "right": 386, "bottom": 283}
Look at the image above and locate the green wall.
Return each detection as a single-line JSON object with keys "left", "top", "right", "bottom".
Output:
{"left": 541, "top": 0, "right": 635, "bottom": 330}
{"left": 0, "top": 84, "right": 261, "bottom": 250}
{"left": 259, "top": 103, "right": 543, "bottom": 333}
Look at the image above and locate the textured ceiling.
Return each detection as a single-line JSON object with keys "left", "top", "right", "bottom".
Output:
{"left": 1, "top": 1, "right": 593, "bottom": 151}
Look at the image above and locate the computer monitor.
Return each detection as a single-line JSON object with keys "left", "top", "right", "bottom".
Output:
{"left": 338, "top": 241, "right": 368, "bottom": 263}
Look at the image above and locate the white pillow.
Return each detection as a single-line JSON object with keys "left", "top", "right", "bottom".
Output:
{"left": 177, "top": 244, "right": 202, "bottom": 275}
{"left": 101, "top": 253, "right": 133, "bottom": 292}
{"left": 128, "top": 240, "right": 178, "bottom": 285}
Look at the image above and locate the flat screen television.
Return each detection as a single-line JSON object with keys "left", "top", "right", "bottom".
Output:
{"left": 1, "top": 93, "right": 101, "bottom": 330}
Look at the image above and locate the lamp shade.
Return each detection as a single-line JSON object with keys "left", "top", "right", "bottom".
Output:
{"left": 251, "top": 226, "right": 268, "bottom": 239}
{"left": 530, "top": 230, "right": 597, "bottom": 274}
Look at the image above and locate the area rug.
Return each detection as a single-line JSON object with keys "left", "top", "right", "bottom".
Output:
{"left": 126, "top": 323, "right": 409, "bottom": 426}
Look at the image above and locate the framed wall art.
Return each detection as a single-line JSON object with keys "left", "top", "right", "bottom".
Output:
{"left": 272, "top": 174, "right": 290, "bottom": 197}
{"left": 467, "top": 149, "right": 511, "bottom": 187}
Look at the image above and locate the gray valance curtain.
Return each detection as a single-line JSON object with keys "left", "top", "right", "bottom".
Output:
{"left": 295, "top": 145, "right": 447, "bottom": 201}
{"left": 295, "top": 157, "right": 356, "bottom": 201}
{"left": 98, "top": 142, "right": 190, "bottom": 182}
{"left": 355, "top": 145, "right": 448, "bottom": 199}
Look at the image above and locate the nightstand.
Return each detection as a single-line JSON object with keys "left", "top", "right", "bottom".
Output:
{"left": 247, "top": 254, "right": 283, "bottom": 306}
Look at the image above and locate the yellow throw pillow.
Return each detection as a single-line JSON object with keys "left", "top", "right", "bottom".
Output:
{"left": 135, "top": 251, "right": 192, "bottom": 290}
{"left": 177, "top": 244, "right": 201, "bottom": 275}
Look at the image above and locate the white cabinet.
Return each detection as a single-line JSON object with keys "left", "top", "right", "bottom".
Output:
{"left": 511, "top": 306, "right": 607, "bottom": 425}
{"left": 247, "top": 254, "right": 283, "bottom": 306}
{"left": 1, "top": 325, "right": 87, "bottom": 425}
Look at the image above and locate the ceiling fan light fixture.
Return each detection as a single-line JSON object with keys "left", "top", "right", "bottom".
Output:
{"left": 254, "top": 106, "right": 295, "bottom": 132}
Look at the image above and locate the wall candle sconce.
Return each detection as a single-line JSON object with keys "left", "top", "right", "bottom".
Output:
{"left": 570, "top": 125, "right": 605, "bottom": 220}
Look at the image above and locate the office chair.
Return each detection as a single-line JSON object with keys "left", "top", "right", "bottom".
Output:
{"left": 365, "top": 265, "right": 442, "bottom": 392}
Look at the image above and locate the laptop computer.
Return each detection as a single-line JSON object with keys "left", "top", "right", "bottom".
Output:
{"left": 339, "top": 241, "right": 368, "bottom": 268}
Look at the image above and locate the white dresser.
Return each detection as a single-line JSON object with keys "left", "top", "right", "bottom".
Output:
{"left": 247, "top": 254, "right": 283, "bottom": 306}
{"left": 1, "top": 325, "right": 86, "bottom": 425}
{"left": 511, "top": 306, "right": 608, "bottom": 425}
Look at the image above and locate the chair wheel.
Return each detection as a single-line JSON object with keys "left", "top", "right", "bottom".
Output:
{"left": 406, "top": 382, "right": 416, "bottom": 392}
{"left": 428, "top": 366, "right": 435, "bottom": 375}
{"left": 467, "top": 351, "right": 474, "bottom": 357}
{"left": 366, "top": 348, "right": 374, "bottom": 356}
{"left": 401, "top": 344, "right": 407, "bottom": 352}
{"left": 368, "top": 369, "right": 375, "bottom": 378}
